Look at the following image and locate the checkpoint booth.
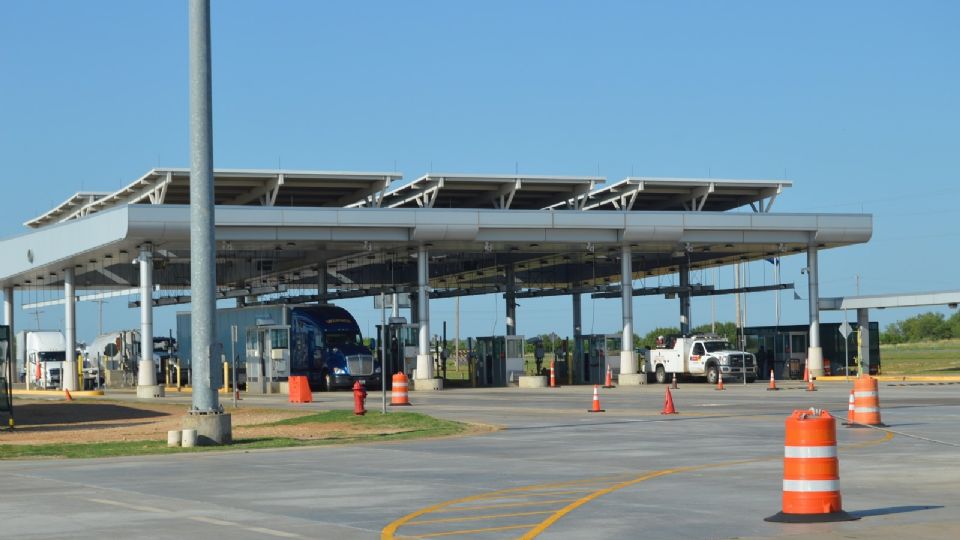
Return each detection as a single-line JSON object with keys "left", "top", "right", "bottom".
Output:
{"left": 571, "top": 334, "right": 621, "bottom": 385}
{"left": 473, "top": 335, "right": 525, "bottom": 386}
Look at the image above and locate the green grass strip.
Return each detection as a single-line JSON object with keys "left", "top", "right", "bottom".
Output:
{"left": 0, "top": 411, "right": 466, "bottom": 460}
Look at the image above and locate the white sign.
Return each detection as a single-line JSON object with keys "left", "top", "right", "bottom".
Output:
{"left": 838, "top": 321, "right": 853, "bottom": 339}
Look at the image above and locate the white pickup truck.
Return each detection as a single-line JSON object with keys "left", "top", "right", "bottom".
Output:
{"left": 645, "top": 334, "right": 756, "bottom": 384}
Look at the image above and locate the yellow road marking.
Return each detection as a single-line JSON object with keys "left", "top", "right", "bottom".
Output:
{"left": 407, "top": 509, "right": 556, "bottom": 526}
{"left": 432, "top": 498, "right": 580, "bottom": 513}
{"left": 383, "top": 431, "right": 895, "bottom": 540}
{"left": 416, "top": 523, "right": 539, "bottom": 538}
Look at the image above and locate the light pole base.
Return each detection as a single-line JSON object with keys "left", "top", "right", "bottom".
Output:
{"left": 183, "top": 411, "right": 232, "bottom": 445}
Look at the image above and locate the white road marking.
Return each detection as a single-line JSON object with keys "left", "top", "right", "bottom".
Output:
{"left": 89, "top": 498, "right": 169, "bottom": 514}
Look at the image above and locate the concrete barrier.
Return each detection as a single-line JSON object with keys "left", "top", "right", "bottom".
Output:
{"left": 181, "top": 429, "right": 197, "bottom": 448}
{"left": 167, "top": 430, "right": 182, "bottom": 448}
{"left": 518, "top": 376, "right": 548, "bottom": 388}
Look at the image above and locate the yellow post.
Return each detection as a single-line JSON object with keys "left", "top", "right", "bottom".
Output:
{"left": 77, "top": 353, "right": 83, "bottom": 390}
{"left": 222, "top": 360, "right": 230, "bottom": 393}
{"left": 176, "top": 359, "right": 181, "bottom": 390}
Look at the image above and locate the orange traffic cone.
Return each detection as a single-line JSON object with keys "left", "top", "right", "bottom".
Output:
{"left": 671, "top": 372, "right": 679, "bottom": 389}
{"left": 806, "top": 375, "right": 817, "bottom": 392}
{"left": 845, "top": 390, "right": 855, "bottom": 425}
{"left": 64, "top": 389, "right": 73, "bottom": 401}
{"left": 767, "top": 369, "right": 780, "bottom": 391}
{"left": 803, "top": 366, "right": 809, "bottom": 383}
{"left": 661, "top": 387, "right": 678, "bottom": 414}
{"left": 602, "top": 365, "right": 615, "bottom": 389}
{"left": 715, "top": 370, "right": 725, "bottom": 391}
{"left": 587, "top": 385, "right": 605, "bottom": 413}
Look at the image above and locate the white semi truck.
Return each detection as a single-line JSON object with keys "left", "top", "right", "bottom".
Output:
{"left": 645, "top": 334, "right": 756, "bottom": 384}
{"left": 16, "top": 331, "right": 67, "bottom": 389}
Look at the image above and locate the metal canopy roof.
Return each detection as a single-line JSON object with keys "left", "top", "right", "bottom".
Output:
{"left": 551, "top": 177, "right": 791, "bottom": 212}
{"left": 371, "top": 173, "right": 602, "bottom": 210}
{"left": 4, "top": 167, "right": 871, "bottom": 309}
{"left": 1, "top": 204, "right": 871, "bottom": 300}
{"left": 25, "top": 168, "right": 402, "bottom": 229}
{"left": 24, "top": 191, "right": 110, "bottom": 229}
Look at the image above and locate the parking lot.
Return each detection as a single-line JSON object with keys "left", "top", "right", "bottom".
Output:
{"left": 2, "top": 381, "right": 958, "bottom": 539}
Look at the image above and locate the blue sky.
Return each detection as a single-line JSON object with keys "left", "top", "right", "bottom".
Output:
{"left": 2, "top": 1, "right": 958, "bottom": 344}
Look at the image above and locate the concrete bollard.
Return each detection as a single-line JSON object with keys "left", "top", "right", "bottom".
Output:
{"left": 167, "top": 430, "right": 182, "bottom": 448}
{"left": 181, "top": 429, "right": 198, "bottom": 448}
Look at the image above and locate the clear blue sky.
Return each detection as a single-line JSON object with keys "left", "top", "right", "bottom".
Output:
{"left": 2, "top": 1, "right": 957, "bottom": 344}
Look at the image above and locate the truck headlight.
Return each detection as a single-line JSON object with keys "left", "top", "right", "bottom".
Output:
{"left": 719, "top": 357, "right": 730, "bottom": 365}
{"left": 374, "top": 367, "right": 381, "bottom": 374}
{"left": 333, "top": 367, "right": 346, "bottom": 375}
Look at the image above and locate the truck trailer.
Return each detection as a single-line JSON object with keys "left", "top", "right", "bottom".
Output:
{"left": 15, "top": 330, "right": 67, "bottom": 389}
{"left": 177, "top": 304, "right": 380, "bottom": 392}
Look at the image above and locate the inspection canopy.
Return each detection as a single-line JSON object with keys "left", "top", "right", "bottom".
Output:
{"left": 1, "top": 168, "right": 870, "bottom": 305}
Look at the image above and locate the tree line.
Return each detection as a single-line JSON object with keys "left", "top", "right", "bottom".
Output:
{"left": 881, "top": 311, "right": 960, "bottom": 344}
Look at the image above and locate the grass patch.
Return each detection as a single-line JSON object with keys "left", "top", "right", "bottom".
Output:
{"left": 880, "top": 339, "right": 960, "bottom": 375}
{"left": 0, "top": 411, "right": 468, "bottom": 460}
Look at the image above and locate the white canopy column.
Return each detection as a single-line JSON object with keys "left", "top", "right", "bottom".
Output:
{"left": 619, "top": 244, "right": 643, "bottom": 385}
{"left": 806, "top": 244, "right": 824, "bottom": 377}
{"left": 414, "top": 245, "right": 441, "bottom": 390}
{"left": 3, "top": 287, "right": 12, "bottom": 336}
{"left": 136, "top": 246, "right": 160, "bottom": 397}
{"left": 63, "top": 268, "right": 78, "bottom": 392}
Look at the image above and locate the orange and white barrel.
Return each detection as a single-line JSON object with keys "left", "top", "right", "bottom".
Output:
{"left": 390, "top": 372, "right": 411, "bottom": 406}
{"left": 766, "top": 408, "right": 857, "bottom": 523}
{"left": 846, "top": 390, "right": 855, "bottom": 425}
{"left": 852, "top": 376, "right": 882, "bottom": 426}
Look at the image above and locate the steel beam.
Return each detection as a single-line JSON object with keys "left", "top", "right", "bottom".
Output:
{"left": 137, "top": 247, "right": 157, "bottom": 391}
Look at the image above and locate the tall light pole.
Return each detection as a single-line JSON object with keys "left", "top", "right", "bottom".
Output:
{"left": 185, "top": 0, "right": 230, "bottom": 444}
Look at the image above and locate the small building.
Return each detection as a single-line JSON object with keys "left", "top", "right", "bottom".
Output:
{"left": 743, "top": 322, "right": 879, "bottom": 379}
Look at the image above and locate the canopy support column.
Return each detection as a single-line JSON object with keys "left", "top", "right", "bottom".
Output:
{"left": 806, "top": 244, "right": 824, "bottom": 377}
{"left": 505, "top": 263, "right": 516, "bottom": 336}
{"left": 136, "top": 246, "right": 159, "bottom": 398}
{"left": 63, "top": 268, "right": 77, "bottom": 392}
{"left": 679, "top": 261, "right": 691, "bottom": 335}
{"left": 415, "top": 246, "right": 441, "bottom": 390}
{"left": 857, "top": 308, "right": 871, "bottom": 376}
{"left": 619, "top": 244, "right": 643, "bottom": 385}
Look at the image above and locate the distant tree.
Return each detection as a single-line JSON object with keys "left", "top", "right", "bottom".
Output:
{"left": 881, "top": 322, "right": 906, "bottom": 345}
{"left": 640, "top": 327, "right": 680, "bottom": 349}
{"left": 900, "top": 312, "right": 951, "bottom": 342}
{"left": 692, "top": 322, "right": 738, "bottom": 344}
{"left": 948, "top": 311, "right": 960, "bottom": 340}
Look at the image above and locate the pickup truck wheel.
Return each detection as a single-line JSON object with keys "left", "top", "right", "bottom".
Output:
{"left": 746, "top": 376, "right": 756, "bottom": 383}
{"left": 705, "top": 365, "right": 719, "bottom": 385}
{"left": 655, "top": 365, "right": 667, "bottom": 384}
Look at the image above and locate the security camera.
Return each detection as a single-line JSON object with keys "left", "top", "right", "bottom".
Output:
{"left": 800, "top": 267, "right": 808, "bottom": 275}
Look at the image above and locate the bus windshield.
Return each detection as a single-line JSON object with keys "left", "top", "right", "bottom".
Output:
{"left": 703, "top": 341, "right": 732, "bottom": 352}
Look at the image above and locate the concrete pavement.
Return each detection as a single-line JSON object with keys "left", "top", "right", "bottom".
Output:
{"left": 1, "top": 381, "right": 958, "bottom": 539}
